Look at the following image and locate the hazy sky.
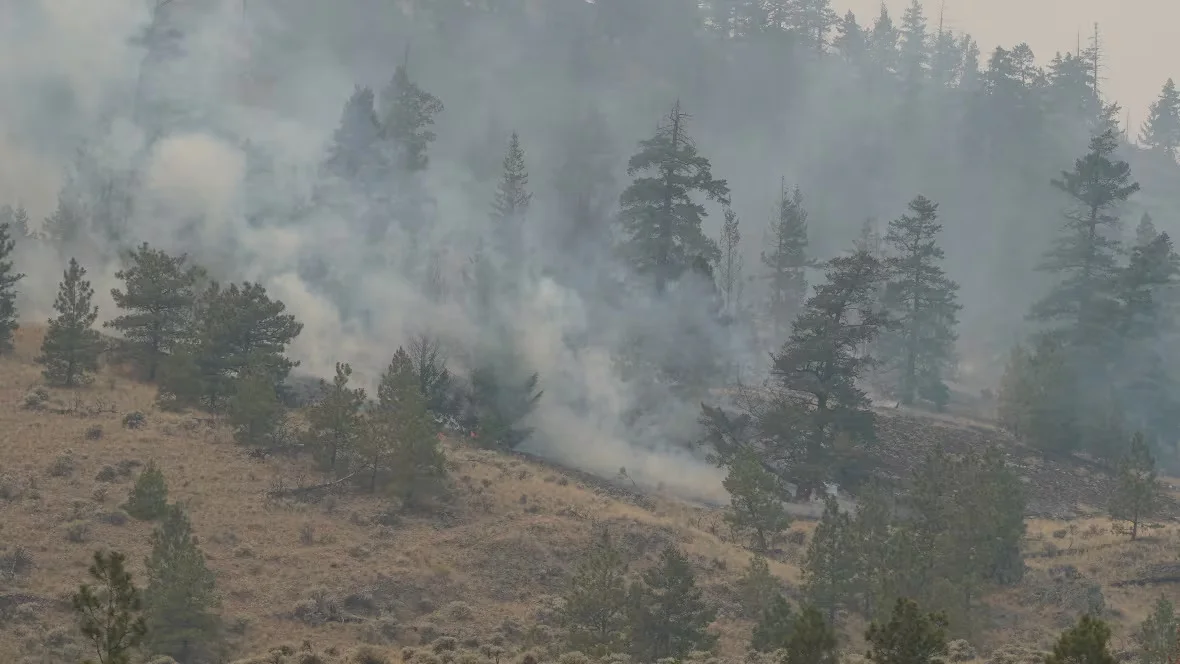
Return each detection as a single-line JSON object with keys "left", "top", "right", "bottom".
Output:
{"left": 842, "top": 0, "right": 1174, "bottom": 134}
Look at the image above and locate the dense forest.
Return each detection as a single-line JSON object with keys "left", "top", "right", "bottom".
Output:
{"left": 3, "top": 1, "right": 1180, "bottom": 662}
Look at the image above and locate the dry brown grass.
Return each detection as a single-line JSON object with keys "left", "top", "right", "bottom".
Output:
{"left": 0, "top": 326, "right": 798, "bottom": 662}
{"left": 3, "top": 324, "right": 1180, "bottom": 663}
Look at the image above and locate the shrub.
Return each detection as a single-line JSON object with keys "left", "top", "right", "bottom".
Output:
{"left": 123, "top": 461, "right": 168, "bottom": 520}
{"left": 100, "top": 510, "right": 130, "bottom": 526}
{"left": 0, "top": 545, "right": 33, "bottom": 579}
{"left": 65, "top": 520, "right": 90, "bottom": 543}
{"left": 85, "top": 425, "right": 103, "bottom": 440}
{"left": 23, "top": 387, "right": 49, "bottom": 410}
{"left": 95, "top": 465, "right": 119, "bottom": 482}
{"left": 47, "top": 451, "right": 76, "bottom": 477}
{"left": 123, "top": 411, "right": 147, "bottom": 429}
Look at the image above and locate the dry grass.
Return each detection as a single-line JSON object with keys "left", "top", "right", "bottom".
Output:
{"left": 0, "top": 326, "right": 797, "bottom": 662}
{"left": 3, "top": 324, "right": 1180, "bottom": 663}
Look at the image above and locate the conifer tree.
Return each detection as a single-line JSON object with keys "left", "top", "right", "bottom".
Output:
{"left": 379, "top": 62, "right": 445, "bottom": 173}
{"left": 737, "top": 555, "right": 780, "bottom": 619}
{"left": 143, "top": 503, "right": 220, "bottom": 661}
{"left": 408, "top": 333, "right": 454, "bottom": 415}
{"left": 1134, "top": 597, "right": 1180, "bottom": 664}
{"left": 371, "top": 347, "right": 446, "bottom": 506}
{"left": 1136, "top": 213, "right": 1159, "bottom": 247}
{"left": 834, "top": 11, "right": 867, "bottom": 64}
{"left": 996, "top": 336, "right": 1081, "bottom": 455}
{"left": 491, "top": 131, "right": 532, "bottom": 261}
{"left": 123, "top": 461, "right": 169, "bottom": 521}
{"left": 868, "top": 6, "right": 900, "bottom": 75}
{"left": 1140, "top": 78, "right": 1180, "bottom": 160}
{"left": 718, "top": 207, "right": 743, "bottom": 319}
{"left": 105, "top": 243, "right": 204, "bottom": 380}
{"left": 72, "top": 550, "right": 147, "bottom": 664}
{"left": 626, "top": 545, "right": 718, "bottom": 661}
{"left": 468, "top": 359, "right": 543, "bottom": 450}
{"left": 0, "top": 218, "right": 24, "bottom": 355}
{"left": 322, "top": 86, "right": 383, "bottom": 183}
{"left": 762, "top": 182, "right": 811, "bottom": 339}
{"left": 792, "top": 0, "right": 838, "bottom": 55}
{"left": 37, "top": 258, "right": 102, "bottom": 387}
{"left": 750, "top": 594, "right": 794, "bottom": 652}
{"left": 785, "top": 606, "right": 839, "bottom": 664}
{"left": 227, "top": 370, "right": 284, "bottom": 446}
{"left": 866, "top": 598, "right": 948, "bottom": 664}
{"left": 0, "top": 203, "right": 31, "bottom": 239}
{"left": 617, "top": 101, "right": 730, "bottom": 292}
{"left": 880, "top": 195, "right": 961, "bottom": 407}
{"left": 898, "top": 0, "right": 928, "bottom": 92}
{"left": 722, "top": 448, "right": 791, "bottom": 551}
{"left": 766, "top": 250, "right": 886, "bottom": 497}
{"left": 1045, "top": 615, "right": 1116, "bottom": 664}
{"left": 552, "top": 107, "right": 616, "bottom": 257}
{"left": 560, "top": 530, "right": 629, "bottom": 656}
{"left": 305, "top": 362, "right": 366, "bottom": 473}
{"left": 43, "top": 194, "right": 84, "bottom": 245}
{"left": 1109, "top": 432, "right": 1161, "bottom": 540}
{"left": 803, "top": 497, "right": 857, "bottom": 621}
{"left": 1030, "top": 129, "right": 1139, "bottom": 351}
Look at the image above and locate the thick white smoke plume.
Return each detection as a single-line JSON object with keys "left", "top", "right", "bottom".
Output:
{"left": 2, "top": 0, "right": 731, "bottom": 505}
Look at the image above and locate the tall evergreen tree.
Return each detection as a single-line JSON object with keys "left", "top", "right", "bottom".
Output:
{"left": 834, "top": 11, "right": 867, "bottom": 64}
{"left": 322, "top": 86, "right": 383, "bottom": 183}
{"left": 802, "top": 497, "right": 857, "bottom": 621}
{"left": 143, "top": 504, "right": 220, "bottom": 662}
{"left": 490, "top": 131, "right": 533, "bottom": 261}
{"left": 379, "top": 61, "right": 445, "bottom": 173}
{"left": 304, "top": 362, "right": 366, "bottom": 473}
{"left": 72, "top": 550, "right": 147, "bottom": 664}
{"left": 792, "top": 0, "right": 838, "bottom": 55}
{"left": 718, "top": 207, "right": 743, "bottom": 319}
{"left": 371, "top": 347, "right": 447, "bottom": 506}
{"left": 1109, "top": 432, "right": 1161, "bottom": 540}
{"left": 898, "top": 0, "right": 929, "bottom": 92}
{"left": 0, "top": 218, "right": 23, "bottom": 355}
{"left": 866, "top": 598, "right": 948, "bottom": 664}
{"left": 880, "top": 195, "right": 961, "bottom": 407}
{"left": 762, "top": 182, "right": 811, "bottom": 340}
{"left": 765, "top": 250, "right": 887, "bottom": 497}
{"left": 627, "top": 545, "right": 718, "bottom": 661}
{"left": 868, "top": 6, "right": 900, "bottom": 75}
{"left": 1045, "top": 615, "right": 1117, "bottom": 664}
{"left": 551, "top": 107, "right": 616, "bottom": 258}
{"left": 722, "top": 448, "right": 791, "bottom": 551}
{"left": 37, "top": 258, "right": 102, "bottom": 387}
{"left": 1140, "top": 78, "right": 1180, "bottom": 160}
{"left": 617, "top": 101, "right": 730, "bottom": 292}
{"left": 1136, "top": 212, "right": 1158, "bottom": 247}
{"left": 105, "top": 244, "right": 204, "bottom": 380}
{"left": 42, "top": 194, "right": 84, "bottom": 246}
{"left": 560, "top": 530, "right": 629, "bottom": 656}
{"left": 227, "top": 369, "right": 284, "bottom": 446}
{"left": 1030, "top": 129, "right": 1139, "bottom": 351}
{"left": 1134, "top": 597, "right": 1180, "bottom": 664}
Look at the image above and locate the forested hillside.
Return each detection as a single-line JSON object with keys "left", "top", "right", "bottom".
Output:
{"left": 3, "top": 1, "right": 1180, "bottom": 663}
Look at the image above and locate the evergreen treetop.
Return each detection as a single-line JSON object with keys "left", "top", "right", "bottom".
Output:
{"left": 37, "top": 258, "right": 102, "bottom": 387}
{"left": 380, "top": 61, "right": 445, "bottom": 173}
{"left": 762, "top": 182, "right": 811, "bottom": 338}
{"left": 143, "top": 503, "right": 220, "bottom": 661}
{"left": 0, "top": 218, "right": 24, "bottom": 354}
{"left": 72, "top": 550, "right": 147, "bottom": 664}
{"left": 1140, "top": 78, "right": 1180, "bottom": 160}
{"left": 617, "top": 101, "right": 729, "bottom": 292}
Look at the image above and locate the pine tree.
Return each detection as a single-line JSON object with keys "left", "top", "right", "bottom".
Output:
{"left": 552, "top": 107, "right": 616, "bottom": 258}
{"left": 143, "top": 503, "right": 220, "bottom": 661}
{"left": 490, "top": 131, "right": 532, "bottom": 261}
{"left": 785, "top": 606, "right": 839, "bottom": 664}
{"left": 227, "top": 370, "right": 284, "bottom": 446}
{"left": 1135, "top": 213, "right": 1158, "bottom": 247}
{"left": 766, "top": 250, "right": 886, "bottom": 497}
{"left": 322, "top": 86, "right": 383, "bottom": 182}
{"left": 617, "top": 101, "right": 730, "bottom": 293}
{"left": 1140, "top": 78, "right": 1180, "bottom": 160}
{"left": 793, "top": 0, "right": 838, "bottom": 55}
{"left": 750, "top": 594, "right": 794, "bottom": 652}
{"left": 72, "top": 550, "right": 147, "bottom": 664}
{"left": 43, "top": 194, "right": 84, "bottom": 245}
{"left": 996, "top": 336, "right": 1081, "bottom": 455}
{"left": 1109, "top": 432, "right": 1161, "bottom": 540}
{"left": 868, "top": 6, "right": 900, "bottom": 75}
{"left": 0, "top": 218, "right": 24, "bottom": 355}
{"left": 1045, "top": 615, "right": 1116, "bottom": 664}
{"left": 762, "top": 182, "right": 811, "bottom": 340}
{"left": 123, "top": 461, "right": 169, "bottom": 521}
{"left": 1134, "top": 597, "right": 1180, "bottom": 664}
{"left": 559, "top": 530, "right": 629, "bottom": 656}
{"left": 718, "top": 207, "right": 743, "bottom": 319}
{"left": 898, "top": 0, "right": 928, "bottom": 92}
{"left": 379, "top": 62, "right": 445, "bottom": 173}
{"left": 37, "top": 258, "right": 102, "bottom": 387}
{"left": 722, "top": 448, "right": 791, "bottom": 551}
{"left": 627, "top": 545, "right": 718, "bottom": 661}
{"left": 1030, "top": 129, "right": 1139, "bottom": 351}
{"left": 105, "top": 243, "right": 204, "bottom": 380}
{"left": 803, "top": 497, "right": 858, "bottom": 621}
{"left": 737, "top": 555, "right": 781, "bottom": 619}
{"left": 407, "top": 333, "right": 454, "bottom": 415}
{"left": 468, "top": 359, "right": 543, "bottom": 450}
{"left": 880, "top": 195, "right": 961, "bottom": 407}
{"left": 866, "top": 598, "right": 948, "bottom": 664}
{"left": 304, "top": 362, "right": 366, "bottom": 473}
{"left": 834, "top": 11, "right": 866, "bottom": 64}
{"left": 371, "top": 347, "right": 446, "bottom": 506}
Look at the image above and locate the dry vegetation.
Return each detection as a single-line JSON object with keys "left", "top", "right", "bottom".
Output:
{"left": 1, "top": 325, "right": 1179, "bottom": 663}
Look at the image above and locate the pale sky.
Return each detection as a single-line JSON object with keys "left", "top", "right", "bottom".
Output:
{"left": 841, "top": 0, "right": 1176, "bottom": 134}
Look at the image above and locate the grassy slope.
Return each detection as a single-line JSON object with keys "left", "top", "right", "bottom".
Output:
{"left": 2, "top": 325, "right": 1179, "bottom": 663}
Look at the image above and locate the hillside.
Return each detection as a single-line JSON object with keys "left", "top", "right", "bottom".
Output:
{"left": 2, "top": 325, "right": 1180, "bottom": 664}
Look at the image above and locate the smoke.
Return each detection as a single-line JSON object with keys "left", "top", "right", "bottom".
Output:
{"left": 2, "top": 0, "right": 737, "bottom": 504}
